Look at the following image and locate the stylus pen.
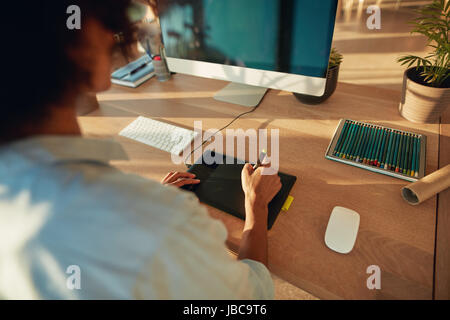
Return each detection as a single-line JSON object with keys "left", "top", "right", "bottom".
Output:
{"left": 253, "top": 150, "right": 267, "bottom": 170}
{"left": 119, "top": 61, "right": 149, "bottom": 79}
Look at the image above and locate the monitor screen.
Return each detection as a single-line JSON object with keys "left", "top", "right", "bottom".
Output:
{"left": 158, "top": 0, "right": 337, "bottom": 78}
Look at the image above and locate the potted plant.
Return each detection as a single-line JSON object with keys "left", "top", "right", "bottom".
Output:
{"left": 397, "top": 0, "right": 450, "bottom": 123}
{"left": 293, "top": 47, "right": 343, "bottom": 105}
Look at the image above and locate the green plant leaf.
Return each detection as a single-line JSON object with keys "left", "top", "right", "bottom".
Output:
{"left": 398, "top": 0, "right": 449, "bottom": 87}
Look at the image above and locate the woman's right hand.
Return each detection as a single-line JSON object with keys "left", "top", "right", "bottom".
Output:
{"left": 241, "top": 163, "right": 282, "bottom": 210}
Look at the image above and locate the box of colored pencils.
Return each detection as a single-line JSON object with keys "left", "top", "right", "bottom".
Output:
{"left": 325, "top": 119, "right": 426, "bottom": 182}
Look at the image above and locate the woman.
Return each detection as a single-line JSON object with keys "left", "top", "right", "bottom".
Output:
{"left": 0, "top": 0, "right": 281, "bottom": 299}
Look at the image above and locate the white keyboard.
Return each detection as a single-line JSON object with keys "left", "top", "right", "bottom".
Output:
{"left": 119, "top": 116, "right": 199, "bottom": 155}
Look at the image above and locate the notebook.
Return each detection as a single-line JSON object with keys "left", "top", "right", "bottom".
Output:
{"left": 111, "top": 55, "right": 155, "bottom": 88}
{"left": 181, "top": 150, "right": 297, "bottom": 229}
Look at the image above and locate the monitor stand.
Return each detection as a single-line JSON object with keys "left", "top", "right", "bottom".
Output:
{"left": 213, "top": 82, "right": 268, "bottom": 107}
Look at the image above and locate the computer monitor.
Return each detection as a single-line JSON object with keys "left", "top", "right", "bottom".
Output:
{"left": 158, "top": 0, "right": 338, "bottom": 107}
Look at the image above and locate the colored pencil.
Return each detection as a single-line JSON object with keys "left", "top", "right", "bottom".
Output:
{"left": 411, "top": 135, "right": 417, "bottom": 177}
{"left": 384, "top": 130, "right": 393, "bottom": 170}
{"left": 358, "top": 125, "right": 372, "bottom": 163}
{"left": 346, "top": 123, "right": 362, "bottom": 159}
{"left": 340, "top": 122, "right": 355, "bottom": 158}
{"left": 409, "top": 133, "right": 415, "bottom": 175}
{"left": 368, "top": 126, "right": 379, "bottom": 164}
{"left": 390, "top": 131, "right": 400, "bottom": 171}
{"left": 400, "top": 133, "right": 410, "bottom": 174}
{"left": 362, "top": 126, "right": 375, "bottom": 164}
{"left": 373, "top": 129, "right": 386, "bottom": 166}
{"left": 355, "top": 125, "right": 368, "bottom": 162}
{"left": 350, "top": 124, "right": 364, "bottom": 161}
{"left": 406, "top": 133, "right": 414, "bottom": 176}
{"left": 375, "top": 129, "right": 386, "bottom": 167}
{"left": 398, "top": 132, "right": 405, "bottom": 173}
{"left": 355, "top": 124, "right": 369, "bottom": 160}
{"left": 372, "top": 128, "right": 382, "bottom": 166}
{"left": 380, "top": 129, "right": 390, "bottom": 167}
{"left": 395, "top": 132, "right": 404, "bottom": 173}
{"left": 370, "top": 127, "right": 381, "bottom": 165}
{"left": 334, "top": 121, "right": 350, "bottom": 156}
{"left": 359, "top": 125, "right": 371, "bottom": 163}
{"left": 402, "top": 133, "right": 411, "bottom": 174}
{"left": 401, "top": 132, "right": 409, "bottom": 173}
{"left": 366, "top": 127, "right": 376, "bottom": 165}
{"left": 341, "top": 122, "right": 355, "bottom": 158}
{"left": 383, "top": 129, "right": 394, "bottom": 170}
{"left": 415, "top": 136, "right": 421, "bottom": 178}
{"left": 372, "top": 128, "right": 383, "bottom": 165}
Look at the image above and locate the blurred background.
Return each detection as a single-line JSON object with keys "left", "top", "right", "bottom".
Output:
{"left": 134, "top": 0, "right": 431, "bottom": 93}
{"left": 334, "top": 0, "right": 431, "bottom": 91}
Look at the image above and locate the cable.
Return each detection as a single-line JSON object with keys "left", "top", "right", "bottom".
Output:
{"left": 183, "top": 104, "right": 260, "bottom": 166}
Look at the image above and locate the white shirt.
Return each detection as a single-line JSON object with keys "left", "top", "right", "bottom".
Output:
{"left": 0, "top": 136, "right": 273, "bottom": 299}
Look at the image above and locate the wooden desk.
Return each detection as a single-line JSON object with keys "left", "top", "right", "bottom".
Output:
{"left": 78, "top": 74, "right": 449, "bottom": 300}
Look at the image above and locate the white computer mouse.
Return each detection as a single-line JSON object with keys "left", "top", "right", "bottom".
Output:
{"left": 325, "top": 206, "right": 360, "bottom": 254}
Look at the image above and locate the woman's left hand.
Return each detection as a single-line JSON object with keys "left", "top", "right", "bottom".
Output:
{"left": 161, "top": 171, "right": 200, "bottom": 188}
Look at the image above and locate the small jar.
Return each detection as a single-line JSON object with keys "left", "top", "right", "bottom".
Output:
{"left": 152, "top": 56, "right": 171, "bottom": 82}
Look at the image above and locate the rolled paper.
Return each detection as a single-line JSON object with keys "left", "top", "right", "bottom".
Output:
{"left": 401, "top": 164, "right": 450, "bottom": 205}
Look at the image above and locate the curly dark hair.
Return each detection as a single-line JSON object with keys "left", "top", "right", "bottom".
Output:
{"left": 1, "top": 0, "right": 135, "bottom": 140}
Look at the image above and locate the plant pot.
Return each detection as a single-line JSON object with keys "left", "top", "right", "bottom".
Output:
{"left": 293, "top": 64, "right": 340, "bottom": 105}
{"left": 399, "top": 67, "right": 450, "bottom": 124}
